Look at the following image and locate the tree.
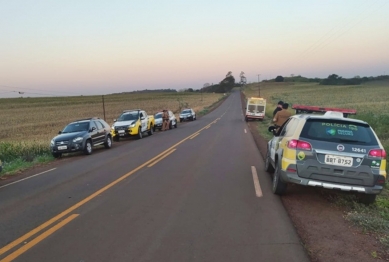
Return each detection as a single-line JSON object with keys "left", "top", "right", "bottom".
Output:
{"left": 275, "top": 76, "right": 284, "bottom": 82}
{"left": 219, "top": 71, "right": 235, "bottom": 93}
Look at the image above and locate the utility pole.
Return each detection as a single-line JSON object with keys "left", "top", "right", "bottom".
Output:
{"left": 257, "top": 74, "right": 261, "bottom": 97}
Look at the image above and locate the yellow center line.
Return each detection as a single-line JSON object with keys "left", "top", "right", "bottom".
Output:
{"left": 190, "top": 134, "right": 199, "bottom": 140}
{"left": 188, "top": 132, "right": 200, "bottom": 139}
{"left": 148, "top": 149, "right": 176, "bottom": 167}
{"left": 0, "top": 118, "right": 218, "bottom": 257}
{"left": 0, "top": 214, "right": 79, "bottom": 262}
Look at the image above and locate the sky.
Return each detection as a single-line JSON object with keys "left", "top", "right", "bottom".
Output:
{"left": 0, "top": 0, "right": 388, "bottom": 98}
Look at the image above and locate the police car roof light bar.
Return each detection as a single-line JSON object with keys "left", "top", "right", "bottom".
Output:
{"left": 292, "top": 104, "right": 357, "bottom": 117}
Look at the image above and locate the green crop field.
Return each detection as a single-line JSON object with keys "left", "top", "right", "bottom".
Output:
{"left": 0, "top": 92, "right": 224, "bottom": 172}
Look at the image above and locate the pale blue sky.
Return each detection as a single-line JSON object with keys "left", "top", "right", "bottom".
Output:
{"left": 0, "top": 0, "right": 388, "bottom": 97}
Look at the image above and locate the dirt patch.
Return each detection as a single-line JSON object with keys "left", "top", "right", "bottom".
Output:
{"left": 241, "top": 92, "right": 388, "bottom": 261}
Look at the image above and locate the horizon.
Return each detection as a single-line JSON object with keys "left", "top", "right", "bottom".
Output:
{"left": 1, "top": 0, "right": 388, "bottom": 98}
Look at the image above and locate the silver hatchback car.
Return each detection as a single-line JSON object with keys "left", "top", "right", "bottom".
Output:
{"left": 179, "top": 108, "right": 196, "bottom": 122}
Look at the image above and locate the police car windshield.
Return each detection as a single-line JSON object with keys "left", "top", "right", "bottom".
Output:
{"left": 181, "top": 110, "right": 191, "bottom": 114}
{"left": 300, "top": 119, "right": 378, "bottom": 145}
{"left": 155, "top": 113, "right": 162, "bottom": 119}
{"left": 62, "top": 122, "right": 89, "bottom": 133}
{"left": 118, "top": 112, "right": 138, "bottom": 121}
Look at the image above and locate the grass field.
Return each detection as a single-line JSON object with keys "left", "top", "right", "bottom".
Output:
{"left": 242, "top": 81, "right": 389, "bottom": 249}
{"left": 0, "top": 91, "right": 225, "bottom": 172}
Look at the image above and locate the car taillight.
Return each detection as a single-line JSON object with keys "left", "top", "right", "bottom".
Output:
{"left": 377, "top": 175, "right": 386, "bottom": 185}
{"left": 287, "top": 139, "right": 312, "bottom": 151}
{"left": 368, "top": 149, "right": 387, "bottom": 158}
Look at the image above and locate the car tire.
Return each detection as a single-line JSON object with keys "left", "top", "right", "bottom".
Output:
{"left": 148, "top": 125, "right": 154, "bottom": 136}
{"left": 52, "top": 153, "right": 62, "bottom": 158}
{"left": 265, "top": 149, "right": 275, "bottom": 173}
{"left": 194, "top": 115, "right": 196, "bottom": 120}
{"left": 169, "top": 122, "right": 173, "bottom": 129}
{"left": 104, "top": 136, "right": 112, "bottom": 149}
{"left": 359, "top": 194, "right": 377, "bottom": 205}
{"left": 84, "top": 140, "right": 93, "bottom": 155}
{"left": 174, "top": 121, "right": 177, "bottom": 128}
{"left": 180, "top": 118, "right": 183, "bottom": 123}
{"left": 272, "top": 162, "right": 287, "bottom": 195}
{"left": 138, "top": 128, "right": 143, "bottom": 139}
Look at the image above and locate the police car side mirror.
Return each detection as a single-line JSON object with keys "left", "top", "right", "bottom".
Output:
{"left": 113, "top": 119, "right": 117, "bottom": 122}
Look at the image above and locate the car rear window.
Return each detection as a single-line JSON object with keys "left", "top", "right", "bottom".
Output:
{"left": 300, "top": 119, "right": 378, "bottom": 145}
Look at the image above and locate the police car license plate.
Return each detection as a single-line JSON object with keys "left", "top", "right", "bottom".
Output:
{"left": 325, "top": 155, "right": 353, "bottom": 167}
{"left": 118, "top": 130, "right": 125, "bottom": 134}
{"left": 58, "top": 145, "right": 67, "bottom": 150}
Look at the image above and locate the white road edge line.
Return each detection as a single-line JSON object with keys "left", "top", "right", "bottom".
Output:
{"left": 0, "top": 168, "right": 57, "bottom": 189}
{"left": 251, "top": 166, "right": 263, "bottom": 197}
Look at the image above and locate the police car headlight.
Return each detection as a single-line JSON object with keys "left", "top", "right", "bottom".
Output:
{"left": 129, "top": 123, "right": 136, "bottom": 128}
{"left": 73, "top": 137, "right": 83, "bottom": 143}
{"left": 50, "top": 139, "right": 55, "bottom": 146}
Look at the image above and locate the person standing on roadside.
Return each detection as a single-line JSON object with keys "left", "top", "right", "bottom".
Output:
{"left": 273, "top": 103, "right": 291, "bottom": 129}
{"left": 273, "top": 101, "right": 284, "bottom": 117}
{"left": 162, "top": 109, "right": 170, "bottom": 131}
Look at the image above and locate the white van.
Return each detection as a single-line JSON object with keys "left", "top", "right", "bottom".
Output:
{"left": 245, "top": 97, "right": 266, "bottom": 121}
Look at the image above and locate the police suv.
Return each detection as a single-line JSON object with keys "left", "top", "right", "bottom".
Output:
{"left": 265, "top": 106, "right": 386, "bottom": 204}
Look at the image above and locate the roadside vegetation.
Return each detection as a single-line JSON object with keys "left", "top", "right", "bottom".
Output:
{"left": 0, "top": 92, "right": 225, "bottom": 175}
{"left": 242, "top": 80, "right": 389, "bottom": 251}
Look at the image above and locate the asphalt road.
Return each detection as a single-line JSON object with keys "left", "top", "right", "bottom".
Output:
{"left": 0, "top": 91, "right": 309, "bottom": 262}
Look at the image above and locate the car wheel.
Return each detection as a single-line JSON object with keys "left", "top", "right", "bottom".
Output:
{"left": 194, "top": 115, "right": 196, "bottom": 120}
{"left": 359, "top": 194, "right": 377, "bottom": 205}
{"left": 148, "top": 125, "right": 154, "bottom": 136}
{"left": 84, "top": 140, "right": 93, "bottom": 155}
{"left": 180, "top": 118, "right": 183, "bottom": 123}
{"left": 174, "top": 121, "right": 177, "bottom": 128}
{"left": 138, "top": 128, "right": 143, "bottom": 139}
{"left": 169, "top": 122, "right": 172, "bottom": 129}
{"left": 104, "top": 136, "right": 112, "bottom": 149}
{"left": 153, "top": 126, "right": 156, "bottom": 132}
{"left": 272, "top": 162, "right": 287, "bottom": 195}
{"left": 52, "top": 153, "right": 62, "bottom": 158}
{"left": 265, "top": 149, "right": 275, "bottom": 173}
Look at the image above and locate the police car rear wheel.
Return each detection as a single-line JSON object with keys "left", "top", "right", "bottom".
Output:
{"left": 265, "top": 150, "right": 275, "bottom": 173}
{"left": 272, "top": 163, "right": 287, "bottom": 195}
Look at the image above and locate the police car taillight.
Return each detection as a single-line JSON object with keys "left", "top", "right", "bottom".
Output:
{"left": 287, "top": 139, "right": 312, "bottom": 151}
{"left": 368, "top": 149, "right": 387, "bottom": 158}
